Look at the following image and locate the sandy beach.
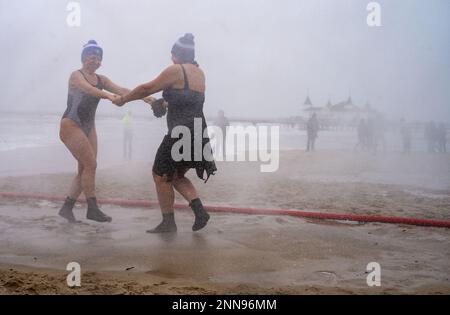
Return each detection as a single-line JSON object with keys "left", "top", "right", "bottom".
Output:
{"left": 1, "top": 0, "right": 450, "bottom": 298}
{"left": 0, "top": 150, "right": 449, "bottom": 294}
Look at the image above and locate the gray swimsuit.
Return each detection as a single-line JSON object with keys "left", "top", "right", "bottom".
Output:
{"left": 62, "top": 70, "right": 104, "bottom": 135}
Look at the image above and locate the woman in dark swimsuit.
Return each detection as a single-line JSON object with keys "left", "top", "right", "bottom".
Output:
{"left": 59, "top": 40, "right": 152, "bottom": 223}
{"left": 114, "top": 33, "right": 216, "bottom": 233}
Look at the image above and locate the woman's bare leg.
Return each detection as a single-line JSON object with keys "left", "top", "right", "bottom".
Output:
{"left": 67, "top": 163, "right": 83, "bottom": 199}
{"left": 172, "top": 169, "right": 199, "bottom": 202}
{"left": 172, "top": 169, "right": 209, "bottom": 231}
{"left": 153, "top": 173, "right": 175, "bottom": 215}
{"left": 67, "top": 127, "right": 97, "bottom": 199}
{"left": 147, "top": 173, "right": 177, "bottom": 233}
{"left": 62, "top": 130, "right": 97, "bottom": 198}
{"left": 59, "top": 120, "right": 110, "bottom": 222}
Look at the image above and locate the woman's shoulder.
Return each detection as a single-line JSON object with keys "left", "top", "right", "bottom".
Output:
{"left": 68, "top": 70, "right": 83, "bottom": 86}
{"left": 96, "top": 73, "right": 109, "bottom": 84}
{"left": 161, "top": 63, "right": 203, "bottom": 75}
{"left": 164, "top": 64, "right": 182, "bottom": 73}
{"left": 183, "top": 63, "right": 205, "bottom": 79}
{"left": 70, "top": 69, "right": 82, "bottom": 79}
{"left": 158, "top": 65, "right": 183, "bottom": 82}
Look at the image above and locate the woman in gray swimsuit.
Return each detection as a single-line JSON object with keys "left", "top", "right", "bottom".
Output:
{"left": 59, "top": 40, "right": 152, "bottom": 223}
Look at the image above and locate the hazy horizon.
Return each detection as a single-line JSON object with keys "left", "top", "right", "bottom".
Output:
{"left": 1, "top": 0, "right": 449, "bottom": 122}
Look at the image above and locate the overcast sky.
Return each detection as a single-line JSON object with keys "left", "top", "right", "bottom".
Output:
{"left": 0, "top": 0, "right": 449, "bottom": 122}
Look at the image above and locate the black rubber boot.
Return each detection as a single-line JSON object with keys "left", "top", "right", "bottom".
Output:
{"left": 146, "top": 213, "right": 177, "bottom": 233}
{"left": 190, "top": 198, "right": 210, "bottom": 231}
{"left": 58, "top": 196, "right": 77, "bottom": 223}
{"left": 86, "top": 197, "right": 112, "bottom": 223}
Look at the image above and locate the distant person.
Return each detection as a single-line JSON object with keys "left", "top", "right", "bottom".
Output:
{"left": 424, "top": 121, "right": 437, "bottom": 153}
{"left": 354, "top": 119, "right": 368, "bottom": 151}
{"left": 400, "top": 119, "right": 412, "bottom": 154}
{"left": 436, "top": 122, "right": 447, "bottom": 153}
{"left": 306, "top": 113, "right": 319, "bottom": 151}
{"left": 374, "top": 113, "right": 387, "bottom": 152}
{"left": 122, "top": 110, "right": 133, "bottom": 160}
{"left": 215, "top": 110, "right": 229, "bottom": 155}
{"left": 366, "top": 118, "right": 376, "bottom": 153}
{"left": 58, "top": 40, "right": 151, "bottom": 223}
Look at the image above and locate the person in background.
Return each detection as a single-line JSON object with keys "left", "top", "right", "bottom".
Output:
{"left": 436, "top": 122, "right": 447, "bottom": 153}
{"left": 374, "top": 113, "right": 387, "bottom": 153}
{"left": 400, "top": 118, "right": 412, "bottom": 154}
{"left": 215, "top": 110, "right": 229, "bottom": 156}
{"left": 424, "top": 121, "right": 437, "bottom": 153}
{"left": 354, "top": 118, "right": 368, "bottom": 152}
{"left": 306, "top": 113, "right": 319, "bottom": 152}
{"left": 122, "top": 110, "right": 133, "bottom": 160}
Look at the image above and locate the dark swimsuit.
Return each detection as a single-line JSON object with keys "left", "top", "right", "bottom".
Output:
{"left": 152, "top": 64, "right": 217, "bottom": 182}
{"left": 62, "top": 70, "right": 104, "bottom": 135}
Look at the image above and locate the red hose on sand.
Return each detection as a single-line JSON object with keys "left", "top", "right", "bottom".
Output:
{"left": 1, "top": 192, "right": 449, "bottom": 228}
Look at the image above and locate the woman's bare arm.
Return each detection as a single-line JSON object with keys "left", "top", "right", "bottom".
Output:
{"left": 100, "top": 74, "right": 156, "bottom": 105}
{"left": 117, "top": 65, "right": 180, "bottom": 106}
{"left": 69, "top": 71, "right": 117, "bottom": 101}
{"left": 98, "top": 75, "right": 131, "bottom": 96}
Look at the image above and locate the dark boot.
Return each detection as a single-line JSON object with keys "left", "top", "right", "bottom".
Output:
{"left": 58, "top": 196, "right": 77, "bottom": 223}
{"left": 86, "top": 197, "right": 112, "bottom": 223}
{"left": 190, "top": 198, "right": 210, "bottom": 231}
{"left": 146, "top": 213, "right": 177, "bottom": 233}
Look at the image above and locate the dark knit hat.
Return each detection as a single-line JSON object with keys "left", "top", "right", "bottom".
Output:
{"left": 81, "top": 40, "right": 103, "bottom": 62}
{"left": 171, "top": 33, "right": 195, "bottom": 63}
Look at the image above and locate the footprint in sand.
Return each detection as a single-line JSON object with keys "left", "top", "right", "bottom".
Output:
{"left": 314, "top": 270, "right": 338, "bottom": 285}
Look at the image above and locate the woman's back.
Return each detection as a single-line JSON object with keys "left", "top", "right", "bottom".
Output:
{"left": 169, "top": 63, "right": 205, "bottom": 92}
{"left": 163, "top": 64, "right": 206, "bottom": 133}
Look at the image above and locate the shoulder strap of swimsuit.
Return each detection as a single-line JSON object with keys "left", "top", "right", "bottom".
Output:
{"left": 180, "top": 64, "right": 190, "bottom": 90}
{"left": 78, "top": 70, "right": 89, "bottom": 82}
{"left": 78, "top": 70, "right": 100, "bottom": 87}
{"left": 95, "top": 74, "right": 103, "bottom": 88}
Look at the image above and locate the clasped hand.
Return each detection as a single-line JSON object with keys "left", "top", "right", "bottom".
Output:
{"left": 107, "top": 94, "right": 156, "bottom": 107}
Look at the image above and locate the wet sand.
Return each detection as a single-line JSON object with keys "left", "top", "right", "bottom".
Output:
{"left": 0, "top": 150, "right": 449, "bottom": 294}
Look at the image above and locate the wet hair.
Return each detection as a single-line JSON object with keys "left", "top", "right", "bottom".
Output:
{"left": 171, "top": 33, "right": 198, "bottom": 65}
{"left": 81, "top": 40, "right": 103, "bottom": 62}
